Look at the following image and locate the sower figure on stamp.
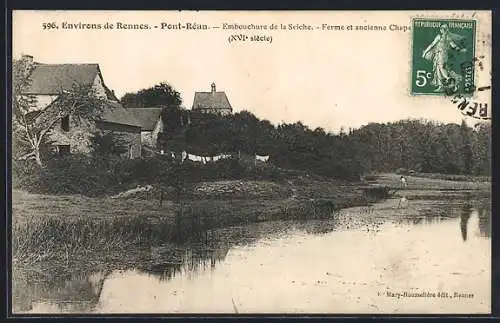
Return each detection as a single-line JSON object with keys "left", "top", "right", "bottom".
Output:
{"left": 422, "top": 23, "right": 467, "bottom": 93}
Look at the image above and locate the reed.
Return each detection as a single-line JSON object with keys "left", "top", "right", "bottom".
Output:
{"left": 12, "top": 196, "right": 362, "bottom": 265}
{"left": 12, "top": 215, "right": 166, "bottom": 264}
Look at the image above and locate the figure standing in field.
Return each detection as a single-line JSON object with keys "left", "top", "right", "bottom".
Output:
{"left": 400, "top": 175, "right": 407, "bottom": 189}
{"left": 422, "top": 23, "right": 468, "bottom": 93}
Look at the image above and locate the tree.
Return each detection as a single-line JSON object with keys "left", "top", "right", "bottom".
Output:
{"left": 460, "top": 119, "right": 474, "bottom": 174}
{"left": 472, "top": 122, "right": 491, "bottom": 175}
{"left": 120, "top": 82, "right": 182, "bottom": 109}
{"left": 12, "top": 58, "right": 108, "bottom": 167}
{"left": 161, "top": 105, "right": 185, "bottom": 134}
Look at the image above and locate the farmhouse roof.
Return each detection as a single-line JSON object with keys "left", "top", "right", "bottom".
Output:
{"left": 27, "top": 64, "right": 96, "bottom": 93}
{"left": 102, "top": 101, "right": 142, "bottom": 128}
{"left": 22, "top": 61, "right": 137, "bottom": 127}
{"left": 26, "top": 63, "right": 119, "bottom": 100}
{"left": 127, "top": 108, "right": 163, "bottom": 131}
{"left": 25, "top": 100, "right": 142, "bottom": 128}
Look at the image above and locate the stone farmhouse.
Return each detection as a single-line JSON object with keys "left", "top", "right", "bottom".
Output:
{"left": 127, "top": 107, "right": 164, "bottom": 149}
{"left": 21, "top": 55, "right": 142, "bottom": 159}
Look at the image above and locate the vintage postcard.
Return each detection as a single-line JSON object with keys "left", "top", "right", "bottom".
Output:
{"left": 10, "top": 10, "right": 492, "bottom": 315}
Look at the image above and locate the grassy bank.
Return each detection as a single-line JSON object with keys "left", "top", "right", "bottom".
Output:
{"left": 398, "top": 171, "right": 491, "bottom": 183}
{"left": 370, "top": 173, "right": 490, "bottom": 200}
{"left": 12, "top": 176, "right": 367, "bottom": 266}
{"left": 12, "top": 172, "right": 490, "bottom": 268}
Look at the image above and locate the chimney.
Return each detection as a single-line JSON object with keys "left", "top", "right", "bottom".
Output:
{"left": 211, "top": 82, "right": 216, "bottom": 95}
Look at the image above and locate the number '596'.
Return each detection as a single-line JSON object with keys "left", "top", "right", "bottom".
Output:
{"left": 415, "top": 70, "right": 433, "bottom": 87}
{"left": 42, "top": 22, "right": 57, "bottom": 29}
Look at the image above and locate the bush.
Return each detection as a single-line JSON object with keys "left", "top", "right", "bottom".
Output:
{"left": 272, "top": 151, "right": 362, "bottom": 181}
{"left": 310, "top": 160, "right": 361, "bottom": 181}
{"left": 13, "top": 154, "right": 280, "bottom": 197}
{"left": 34, "top": 155, "right": 117, "bottom": 196}
{"left": 12, "top": 160, "right": 40, "bottom": 190}
{"left": 113, "top": 155, "right": 175, "bottom": 185}
{"left": 363, "top": 175, "right": 379, "bottom": 181}
{"left": 13, "top": 155, "right": 135, "bottom": 197}
{"left": 395, "top": 168, "right": 408, "bottom": 175}
{"left": 173, "top": 158, "right": 244, "bottom": 183}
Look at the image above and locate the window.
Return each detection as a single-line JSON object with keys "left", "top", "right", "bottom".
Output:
{"left": 61, "top": 115, "right": 70, "bottom": 132}
{"left": 58, "top": 145, "right": 71, "bottom": 156}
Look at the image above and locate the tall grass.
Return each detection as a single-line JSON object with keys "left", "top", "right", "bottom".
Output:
{"left": 12, "top": 196, "right": 366, "bottom": 265}
{"left": 12, "top": 215, "right": 165, "bottom": 265}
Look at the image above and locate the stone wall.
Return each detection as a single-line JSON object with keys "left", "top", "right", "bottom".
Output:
{"left": 48, "top": 117, "right": 95, "bottom": 155}
{"left": 141, "top": 131, "right": 155, "bottom": 148}
{"left": 48, "top": 117, "right": 142, "bottom": 159}
{"left": 95, "top": 121, "right": 142, "bottom": 159}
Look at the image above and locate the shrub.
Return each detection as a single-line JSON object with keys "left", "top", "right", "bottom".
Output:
{"left": 363, "top": 175, "right": 378, "bottom": 181}
{"left": 36, "top": 155, "right": 116, "bottom": 196}
{"left": 12, "top": 160, "right": 40, "bottom": 190}
{"left": 113, "top": 155, "right": 174, "bottom": 185}
{"left": 395, "top": 168, "right": 408, "bottom": 175}
{"left": 14, "top": 155, "right": 124, "bottom": 196}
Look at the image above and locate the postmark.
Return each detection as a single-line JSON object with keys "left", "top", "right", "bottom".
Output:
{"left": 448, "top": 55, "right": 491, "bottom": 120}
{"left": 411, "top": 19, "right": 476, "bottom": 96}
{"left": 450, "top": 87, "right": 491, "bottom": 120}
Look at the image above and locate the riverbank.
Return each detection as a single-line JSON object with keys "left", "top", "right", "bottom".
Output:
{"left": 12, "top": 174, "right": 367, "bottom": 267}
{"left": 12, "top": 172, "right": 489, "bottom": 268}
{"left": 11, "top": 172, "right": 491, "bottom": 313}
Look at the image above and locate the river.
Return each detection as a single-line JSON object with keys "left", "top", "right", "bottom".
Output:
{"left": 13, "top": 197, "right": 491, "bottom": 314}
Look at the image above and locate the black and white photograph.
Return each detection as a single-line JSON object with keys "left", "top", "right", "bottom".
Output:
{"left": 10, "top": 10, "right": 492, "bottom": 314}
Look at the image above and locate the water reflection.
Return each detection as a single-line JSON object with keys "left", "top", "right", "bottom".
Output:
{"left": 460, "top": 204, "right": 491, "bottom": 241}
{"left": 477, "top": 206, "right": 491, "bottom": 238}
{"left": 12, "top": 269, "right": 112, "bottom": 313}
{"left": 13, "top": 200, "right": 491, "bottom": 314}
{"left": 460, "top": 206, "right": 471, "bottom": 241}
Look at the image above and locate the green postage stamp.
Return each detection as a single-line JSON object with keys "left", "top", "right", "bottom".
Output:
{"left": 411, "top": 18, "right": 476, "bottom": 96}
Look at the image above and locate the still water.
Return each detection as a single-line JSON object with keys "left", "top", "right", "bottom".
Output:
{"left": 14, "top": 199, "right": 491, "bottom": 314}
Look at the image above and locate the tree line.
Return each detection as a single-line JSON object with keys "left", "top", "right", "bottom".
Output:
{"left": 122, "top": 82, "right": 490, "bottom": 178}
{"left": 155, "top": 107, "right": 491, "bottom": 179}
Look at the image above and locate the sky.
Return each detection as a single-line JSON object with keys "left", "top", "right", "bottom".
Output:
{"left": 12, "top": 10, "right": 492, "bottom": 133}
